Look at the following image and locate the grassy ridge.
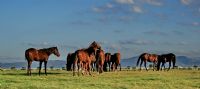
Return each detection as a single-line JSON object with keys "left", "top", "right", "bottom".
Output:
{"left": 0, "top": 70, "right": 199, "bottom": 89}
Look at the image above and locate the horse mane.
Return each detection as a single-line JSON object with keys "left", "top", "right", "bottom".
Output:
{"left": 89, "top": 41, "right": 101, "bottom": 49}
{"left": 38, "top": 47, "right": 57, "bottom": 55}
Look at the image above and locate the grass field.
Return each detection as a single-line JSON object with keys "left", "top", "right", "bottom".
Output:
{"left": 0, "top": 69, "right": 199, "bottom": 89}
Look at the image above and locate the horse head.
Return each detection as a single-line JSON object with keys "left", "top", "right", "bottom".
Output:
{"left": 88, "top": 41, "right": 101, "bottom": 56}
{"left": 51, "top": 47, "right": 60, "bottom": 57}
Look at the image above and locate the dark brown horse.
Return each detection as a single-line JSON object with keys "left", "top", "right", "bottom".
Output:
{"left": 96, "top": 49, "right": 105, "bottom": 74}
{"left": 103, "top": 53, "right": 111, "bottom": 72}
{"left": 73, "top": 41, "right": 101, "bottom": 76}
{"left": 136, "top": 53, "right": 158, "bottom": 71}
{"left": 111, "top": 53, "right": 121, "bottom": 71}
{"left": 157, "top": 53, "right": 176, "bottom": 71}
{"left": 25, "top": 47, "right": 60, "bottom": 76}
{"left": 66, "top": 53, "right": 76, "bottom": 71}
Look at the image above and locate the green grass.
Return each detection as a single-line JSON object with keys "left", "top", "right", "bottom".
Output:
{"left": 0, "top": 69, "right": 199, "bottom": 89}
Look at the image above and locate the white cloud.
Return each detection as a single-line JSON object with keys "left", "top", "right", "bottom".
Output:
{"left": 143, "top": 30, "right": 168, "bottom": 36}
{"left": 115, "top": 0, "right": 134, "bottom": 4}
{"left": 92, "top": 7, "right": 103, "bottom": 13}
{"left": 132, "top": 6, "right": 143, "bottom": 13}
{"left": 180, "top": 0, "right": 192, "bottom": 5}
{"left": 119, "top": 39, "right": 154, "bottom": 45}
{"left": 106, "top": 3, "right": 113, "bottom": 8}
{"left": 178, "top": 42, "right": 188, "bottom": 46}
{"left": 192, "top": 22, "right": 200, "bottom": 26}
{"left": 145, "top": 0, "right": 162, "bottom": 6}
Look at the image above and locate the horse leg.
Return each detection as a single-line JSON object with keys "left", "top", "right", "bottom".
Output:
{"left": 96, "top": 62, "right": 99, "bottom": 72}
{"left": 163, "top": 63, "right": 166, "bottom": 71}
{"left": 44, "top": 61, "right": 47, "bottom": 76}
{"left": 115, "top": 64, "right": 118, "bottom": 71}
{"left": 78, "top": 62, "right": 83, "bottom": 76}
{"left": 27, "top": 61, "right": 32, "bottom": 76}
{"left": 112, "top": 63, "right": 116, "bottom": 71}
{"left": 119, "top": 63, "right": 121, "bottom": 71}
{"left": 139, "top": 60, "right": 143, "bottom": 71}
{"left": 91, "top": 63, "right": 94, "bottom": 72}
{"left": 161, "top": 62, "right": 164, "bottom": 71}
{"left": 144, "top": 61, "right": 148, "bottom": 71}
{"left": 101, "top": 64, "right": 104, "bottom": 73}
{"left": 157, "top": 61, "right": 161, "bottom": 71}
{"left": 88, "top": 62, "right": 92, "bottom": 75}
{"left": 27, "top": 61, "right": 29, "bottom": 75}
{"left": 73, "top": 62, "right": 76, "bottom": 76}
{"left": 172, "top": 60, "right": 175, "bottom": 69}
{"left": 168, "top": 62, "right": 171, "bottom": 71}
{"left": 103, "top": 62, "right": 107, "bottom": 72}
{"left": 108, "top": 63, "right": 111, "bottom": 72}
{"left": 153, "top": 63, "right": 155, "bottom": 71}
{"left": 39, "top": 61, "right": 42, "bottom": 76}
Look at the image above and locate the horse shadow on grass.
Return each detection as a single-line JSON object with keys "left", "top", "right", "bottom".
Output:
{"left": 2, "top": 72, "right": 62, "bottom": 76}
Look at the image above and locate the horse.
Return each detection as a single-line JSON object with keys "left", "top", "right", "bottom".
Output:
{"left": 110, "top": 53, "right": 121, "bottom": 71}
{"left": 103, "top": 53, "right": 111, "bottom": 72}
{"left": 157, "top": 53, "right": 176, "bottom": 71}
{"left": 25, "top": 47, "right": 60, "bottom": 76}
{"left": 73, "top": 41, "right": 101, "bottom": 76}
{"left": 66, "top": 53, "right": 76, "bottom": 71}
{"left": 95, "top": 49, "right": 105, "bottom": 74}
{"left": 136, "top": 53, "right": 158, "bottom": 71}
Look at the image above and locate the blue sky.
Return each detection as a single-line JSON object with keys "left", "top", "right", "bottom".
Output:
{"left": 0, "top": 0, "right": 200, "bottom": 63}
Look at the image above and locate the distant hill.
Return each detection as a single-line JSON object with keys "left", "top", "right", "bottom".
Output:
{"left": 0, "top": 56, "right": 200, "bottom": 69}
{"left": 0, "top": 60, "right": 66, "bottom": 69}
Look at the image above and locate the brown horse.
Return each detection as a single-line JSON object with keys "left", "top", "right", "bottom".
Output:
{"left": 96, "top": 49, "right": 105, "bottom": 74}
{"left": 111, "top": 53, "right": 121, "bottom": 71}
{"left": 25, "top": 47, "right": 60, "bottom": 76}
{"left": 103, "top": 53, "right": 111, "bottom": 72}
{"left": 136, "top": 53, "right": 158, "bottom": 71}
{"left": 157, "top": 53, "right": 176, "bottom": 71}
{"left": 66, "top": 53, "right": 76, "bottom": 71}
{"left": 73, "top": 41, "right": 101, "bottom": 76}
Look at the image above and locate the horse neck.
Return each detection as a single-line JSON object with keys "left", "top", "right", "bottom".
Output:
{"left": 85, "top": 47, "right": 94, "bottom": 56}
{"left": 42, "top": 49, "right": 53, "bottom": 56}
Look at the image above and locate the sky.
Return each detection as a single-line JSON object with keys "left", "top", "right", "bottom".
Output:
{"left": 0, "top": 0, "right": 200, "bottom": 63}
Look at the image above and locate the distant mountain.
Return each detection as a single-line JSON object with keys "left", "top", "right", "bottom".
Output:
{"left": 121, "top": 56, "right": 138, "bottom": 67}
{"left": 0, "top": 60, "right": 66, "bottom": 69}
{"left": 121, "top": 56, "right": 200, "bottom": 67}
{"left": 0, "top": 56, "right": 199, "bottom": 69}
{"left": 176, "top": 56, "right": 200, "bottom": 66}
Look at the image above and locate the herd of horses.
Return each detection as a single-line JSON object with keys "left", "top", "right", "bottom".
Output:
{"left": 25, "top": 41, "right": 176, "bottom": 76}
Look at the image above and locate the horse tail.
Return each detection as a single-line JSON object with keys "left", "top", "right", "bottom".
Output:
{"left": 173, "top": 54, "right": 176, "bottom": 68}
{"left": 73, "top": 52, "right": 79, "bottom": 76}
{"left": 136, "top": 54, "right": 142, "bottom": 66}
{"left": 25, "top": 49, "right": 29, "bottom": 61}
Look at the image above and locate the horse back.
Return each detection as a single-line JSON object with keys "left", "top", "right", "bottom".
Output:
{"left": 111, "top": 53, "right": 120, "bottom": 64}
{"left": 67, "top": 53, "right": 76, "bottom": 64}
{"left": 115, "top": 53, "right": 121, "bottom": 64}
{"left": 25, "top": 48, "right": 49, "bottom": 61}
{"left": 76, "top": 49, "right": 90, "bottom": 63}
{"left": 164, "top": 53, "right": 176, "bottom": 62}
{"left": 105, "top": 53, "right": 111, "bottom": 63}
{"left": 148, "top": 54, "right": 158, "bottom": 62}
{"left": 25, "top": 48, "right": 38, "bottom": 61}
